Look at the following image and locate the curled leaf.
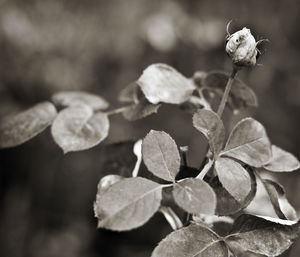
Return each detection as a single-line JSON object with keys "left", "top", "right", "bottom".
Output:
{"left": 138, "top": 63, "right": 196, "bottom": 104}
{"left": 0, "top": 102, "right": 57, "bottom": 148}
{"left": 261, "top": 178, "right": 297, "bottom": 220}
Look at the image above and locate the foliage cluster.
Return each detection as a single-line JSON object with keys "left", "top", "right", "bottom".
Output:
{"left": 1, "top": 39, "right": 300, "bottom": 256}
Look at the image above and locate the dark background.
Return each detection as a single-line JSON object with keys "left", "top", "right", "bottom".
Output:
{"left": 0, "top": 0, "right": 300, "bottom": 256}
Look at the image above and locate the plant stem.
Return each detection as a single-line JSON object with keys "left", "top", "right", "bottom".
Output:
{"left": 179, "top": 146, "right": 189, "bottom": 166}
{"left": 106, "top": 105, "right": 131, "bottom": 116}
{"left": 217, "top": 65, "right": 239, "bottom": 117}
{"left": 196, "top": 158, "right": 214, "bottom": 179}
{"left": 159, "top": 206, "right": 183, "bottom": 230}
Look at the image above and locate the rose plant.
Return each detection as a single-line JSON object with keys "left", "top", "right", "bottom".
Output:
{"left": 0, "top": 25, "right": 300, "bottom": 257}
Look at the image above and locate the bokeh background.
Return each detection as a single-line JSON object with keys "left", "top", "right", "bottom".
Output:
{"left": 0, "top": 0, "right": 300, "bottom": 256}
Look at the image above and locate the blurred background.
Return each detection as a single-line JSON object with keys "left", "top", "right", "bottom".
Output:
{"left": 0, "top": 0, "right": 300, "bottom": 256}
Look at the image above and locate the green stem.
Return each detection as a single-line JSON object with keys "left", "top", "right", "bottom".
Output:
{"left": 217, "top": 66, "right": 239, "bottom": 117}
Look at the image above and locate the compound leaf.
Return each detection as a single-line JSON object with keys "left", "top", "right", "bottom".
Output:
{"left": 215, "top": 157, "right": 252, "bottom": 202}
{"left": 142, "top": 130, "right": 181, "bottom": 182}
{"left": 193, "top": 109, "right": 225, "bottom": 155}
{"left": 51, "top": 91, "right": 109, "bottom": 111}
{"left": 51, "top": 105, "right": 109, "bottom": 153}
{"left": 264, "top": 145, "right": 300, "bottom": 172}
{"left": 173, "top": 178, "right": 216, "bottom": 215}
{"left": 138, "top": 63, "right": 195, "bottom": 104}
{"left": 221, "top": 118, "right": 272, "bottom": 167}
{"left": 226, "top": 214, "right": 300, "bottom": 257}
{"left": 95, "top": 177, "right": 162, "bottom": 231}
{"left": 152, "top": 223, "right": 228, "bottom": 257}
{"left": 0, "top": 102, "right": 57, "bottom": 148}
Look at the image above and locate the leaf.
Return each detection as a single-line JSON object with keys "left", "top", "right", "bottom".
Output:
{"left": 152, "top": 223, "right": 229, "bottom": 257}
{"left": 192, "top": 70, "right": 208, "bottom": 87}
{"left": 118, "top": 82, "right": 144, "bottom": 103}
{"left": 142, "top": 130, "right": 181, "bottom": 182}
{"left": 210, "top": 168, "right": 257, "bottom": 216}
{"left": 215, "top": 158, "right": 252, "bottom": 202}
{"left": 94, "top": 174, "right": 124, "bottom": 218}
{"left": 0, "top": 102, "right": 57, "bottom": 148}
{"left": 226, "top": 214, "right": 300, "bottom": 256}
{"left": 264, "top": 145, "right": 300, "bottom": 172}
{"left": 173, "top": 178, "right": 216, "bottom": 215}
{"left": 178, "top": 96, "right": 206, "bottom": 114}
{"left": 51, "top": 105, "right": 109, "bottom": 153}
{"left": 261, "top": 179, "right": 297, "bottom": 220}
{"left": 202, "top": 71, "right": 258, "bottom": 110}
{"left": 96, "top": 174, "right": 124, "bottom": 193}
{"left": 138, "top": 63, "right": 196, "bottom": 104}
{"left": 51, "top": 91, "right": 109, "bottom": 111}
{"left": 122, "top": 101, "right": 161, "bottom": 121}
{"left": 95, "top": 177, "right": 162, "bottom": 231}
{"left": 193, "top": 109, "right": 225, "bottom": 155}
{"left": 220, "top": 118, "right": 272, "bottom": 167}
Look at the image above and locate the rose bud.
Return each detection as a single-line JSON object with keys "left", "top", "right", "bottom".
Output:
{"left": 226, "top": 27, "right": 258, "bottom": 67}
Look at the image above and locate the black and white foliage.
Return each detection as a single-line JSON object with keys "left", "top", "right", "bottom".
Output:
{"left": 1, "top": 27, "right": 300, "bottom": 257}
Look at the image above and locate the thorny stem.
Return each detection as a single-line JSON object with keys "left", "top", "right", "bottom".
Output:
{"left": 216, "top": 65, "right": 239, "bottom": 117}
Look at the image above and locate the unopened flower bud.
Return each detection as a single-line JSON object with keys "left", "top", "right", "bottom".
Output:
{"left": 226, "top": 27, "right": 258, "bottom": 67}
